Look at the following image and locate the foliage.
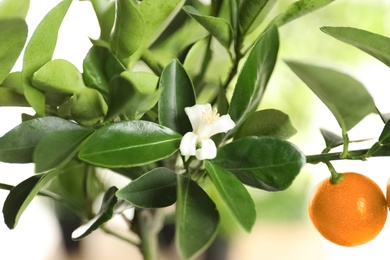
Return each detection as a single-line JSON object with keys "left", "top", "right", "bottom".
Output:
{"left": 1, "top": 0, "right": 390, "bottom": 259}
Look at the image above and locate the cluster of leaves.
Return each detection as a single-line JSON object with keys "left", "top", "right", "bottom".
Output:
{"left": 3, "top": 0, "right": 390, "bottom": 259}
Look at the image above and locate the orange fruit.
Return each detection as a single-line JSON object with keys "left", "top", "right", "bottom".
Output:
{"left": 387, "top": 178, "right": 390, "bottom": 210}
{"left": 308, "top": 172, "right": 387, "bottom": 246}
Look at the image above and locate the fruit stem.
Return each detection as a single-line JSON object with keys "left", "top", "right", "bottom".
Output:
{"left": 325, "top": 162, "right": 344, "bottom": 184}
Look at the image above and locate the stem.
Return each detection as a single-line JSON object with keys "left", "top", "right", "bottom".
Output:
{"left": 101, "top": 226, "right": 140, "bottom": 247}
{"left": 306, "top": 149, "right": 368, "bottom": 164}
{"left": 325, "top": 161, "right": 344, "bottom": 184}
{"left": 339, "top": 129, "right": 349, "bottom": 158}
{"left": 134, "top": 209, "right": 164, "bottom": 260}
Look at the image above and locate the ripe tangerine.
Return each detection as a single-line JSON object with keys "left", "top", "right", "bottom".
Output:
{"left": 308, "top": 172, "right": 387, "bottom": 246}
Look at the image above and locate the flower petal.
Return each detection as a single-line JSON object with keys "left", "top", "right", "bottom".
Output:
{"left": 179, "top": 132, "right": 198, "bottom": 156}
{"left": 196, "top": 139, "right": 217, "bottom": 160}
{"left": 185, "top": 104, "right": 210, "bottom": 132}
{"left": 209, "top": 114, "right": 236, "bottom": 137}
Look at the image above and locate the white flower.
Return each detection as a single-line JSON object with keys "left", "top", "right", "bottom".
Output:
{"left": 179, "top": 104, "right": 236, "bottom": 160}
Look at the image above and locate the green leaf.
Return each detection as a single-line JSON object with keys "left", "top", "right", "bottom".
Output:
{"left": 321, "top": 27, "right": 390, "bottom": 67}
{"left": 89, "top": 0, "right": 115, "bottom": 41}
{"left": 2, "top": 71, "right": 23, "bottom": 94}
{"left": 0, "top": 0, "right": 30, "bottom": 19}
{"left": 205, "top": 161, "right": 256, "bottom": 232}
{"left": 33, "top": 129, "right": 93, "bottom": 173}
{"left": 176, "top": 175, "right": 219, "bottom": 260}
{"left": 78, "top": 120, "right": 181, "bottom": 168}
{"left": 158, "top": 60, "right": 196, "bottom": 135}
{"left": 235, "top": 109, "right": 297, "bottom": 140}
{"left": 0, "top": 117, "right": 83, "bottom": 163}
{"left": 70, "top": 87, "right": 108, "bottom": 127}
{"left": 286, "top": 61, "right": 375, "bottom": 131}
{"left": 83, "top": 45, "right": 125, "bottom": 99}
{"left": 229, "top": 24, "right": 279, "bottom": 129}
{"left": 31, "top": 59, "right": 85, "bottom": 94}
{"left": 110, "top": 0, "right": 144, "bottom": 60}
{"left": 211, "top": 136, "right": 305, "bottom": 191}
{"left": 116, "top": 168, "right": 177, "bottom": 208}
{"left": 72, "top": 186, "right": 118, "bottom": 240}
{"left": 106, "top": 71, "right": 161, "bottom": 120}
{"left": 320, "top": 128, "right": 344, "bottom": 150}
{"left": 22, "top": 0, "right": 72, "bottom": 115}
{"left": 238, "top": 0, "right": 276, "bottom": 36}
{"left": 274, "top": 0, "right": 335, "bottom": 27}
{"left": 378, "top": 121, "right": 390, "bottom": 145}
{"left": 182, "top": 5, "right": 233, "bottom": 49}
{"left": 0, "top": 19, "right": 28, "bottom": 84}
{"left": 2, "top": 162, "right": 84, "bottom": 229}
{"left": 0, "top": 88, "right": 28, "bottom": 107}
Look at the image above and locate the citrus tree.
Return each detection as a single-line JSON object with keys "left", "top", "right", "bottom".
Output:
{"left": 1, "top": 0, "right": 390, "bottom": 259}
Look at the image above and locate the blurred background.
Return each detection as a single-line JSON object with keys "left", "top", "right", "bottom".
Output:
{"left": 1, "top": 0, "right": 390, "bottom": 259}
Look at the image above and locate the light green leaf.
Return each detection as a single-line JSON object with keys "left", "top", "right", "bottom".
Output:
{"left": 238, "top": 0, "right": 276, "bottom": 36}
{"left": 229, "top": 24, "right": 279, "bottom": 130}
{"left": 2, "top": 162, "right": 85, "bottom": 229}
{"left": 2, "top": 71, "right": 23, "bottom": 94}
{"left": 31, "top": 59, "right": 85, "bottom": 94}
{"left": 205, "top": 161, "right": 256, "bottom": 232}
{"left": 235, "top": 109, "right": 297, "bottom": 140}
{"left": 0, "top": 117, "right": 83, "bottom": 163}
{"left": 106, "top": 71, "right": 161, "bottom": 120}
{"left": 0, "top": 19, "right": 28, "bottom": 84}
{"left": 78, "top": 120, "right": 181, "bottom": 168}
{"left": 71, "top": 87, "right": 108, "bottom": 127}
{"left": 22, "top": 0, "right": 72, "bottom": 116}
{"left": 176, "top": 175, "right": 219, "bottom": 260}
{"left": 72, "top": 186, "right": 118, "bottom": 240}
{"left": 116, "top": 168, "right": 177, "bottom": 208}
{"left": 33, "top": 129, "right": 93, "bottom": 173}
{"left": 286, "top": 60, "right": 376, "bottom": 131}
{"left": 158, "top": 60, "right": 196, "bottom": 135}
{"left": 0, "top": 88, "right": 28, "bottom": 107}
{"left": 274, "top": 0, "right": 335, "bottom": 27}
{"left": 110, "top": 0, "right": 144, "bottom": 60}
{"left": 0, "top": 0, "right": 30, "bottom": 19}
{"left": 211, "top": 136, "right": 305, "bottom": 191}
{"left": 321, "top": 27, "right": 390, "bottom": 67}
{"left": 89, "top": 0, "right": 115, "bottom": 41}
{"left": 182, "top": 5, "right": 233, "bottom": 49}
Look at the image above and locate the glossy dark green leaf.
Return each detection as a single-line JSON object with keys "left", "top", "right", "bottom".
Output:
{"left": 286, "top": 61, "right": 375, "bottom": 131}
{"left": 116, "top": 168, "right": 177, "bottom": 208}
{"left": 110, "top": 0, "right": 144, "bottom": 60}
{"left": 238, "top": 0, "right": 276, "bottom": 36}
{"left": 158, "top": 60, "right": 196, "bottom": 135}
{"left": 321, "top": 27, "right": 390, "bottom": 67}
{"left": 78, "top": 121, "right": 181, "bottom": 168}
{"left": 0, "top": 88, "right": 28, "bottom": 107}
{"left": 22, "top": 0, "right": 72, "bottom": 115}
{"left": 211, "top": 136, "right": 305, "bottom": 191}
{"left": 229, "top": 24, "right": 279, "bottom": 129}
{"left": 274, "top": 0, "right": 335, "bottom": 27}
{"left": 3, "top": 162, "right": 84, "bottom": 229}
{"left": 0, "top": 117, "right": 83, "bottom": 163}
{"left": 176, "top": 175, "right": 219, "bottom": 260}
{"left": 235, "top": 109, "right": 297, "bottom": 140}
{"left": 31, "top": 59, "right": 85, "bottom": 94}
{"left": 182, "top": 5, "right": 232, "bottom": 49}
{"left": 0, "top": 19, "right": 27, "bottom": 84}
{"left": 71, "top": 87, "right": 108, "bottom": 127}
{"left": 89, "top": 0, "right": 115, "bottom": 41}
{"left": 72, "top": 186, "right": 118, "bottom": 240}
{"left": 33, "top": 129, "right": 93, "bottom": 173}
{"left": 106, "top": 71, "right": 161, "bottom": 120}
{"left": 0, "top": 0, "right": 29, "bottom": 19}
{"left": 205, "top": 161, "right": 256, "bottom": 232}
{"left": 320, "top": 128, "right": 343, "bottom": 150}
{"left": 83, "top": 45, "right": 125, "bottom": 98}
